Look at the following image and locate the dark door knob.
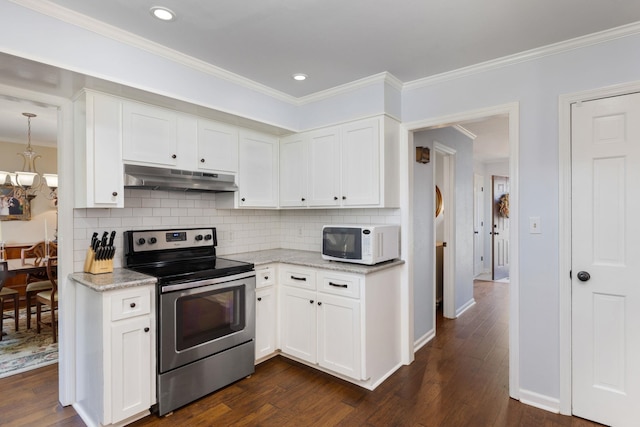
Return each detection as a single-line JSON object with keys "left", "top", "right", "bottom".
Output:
{"left": 577, "top": 271, "right": 591, "bottom": 282}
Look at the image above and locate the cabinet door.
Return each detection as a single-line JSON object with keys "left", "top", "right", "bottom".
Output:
{"left": 238, "top": 130, "right": 278, "bottom": 207}
{"left": 122, "top": 101, "right": 179, "bottom": 167}
{"left": 255, "top": 286, "right": 277, "bottom": 361}
{"left": 308, "top": 127, "right": 341, "bottom": 207}
{"left": 316, "top": 292, "right": 363, "bottom": 380}
{"left": 110, "top": 315, "right": 152, "bottom": 423}
{"left": 86, "top": 93, "right": 124, "bottom": 207}
{"left": 341, "top": 118, "right": 380, "bottom": 206}
{"left": 280, "top": 286, "right": 317, "bottom": 363}
{"left": 197, "top": 120, "right": 238, "bottom": 173}
{"left": 279, "top": 134, "right": 308, "bottom": 207}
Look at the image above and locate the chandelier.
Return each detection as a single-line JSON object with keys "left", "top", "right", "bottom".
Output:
{"left": 0, "top": 112, "right": 58, "bottom": 202}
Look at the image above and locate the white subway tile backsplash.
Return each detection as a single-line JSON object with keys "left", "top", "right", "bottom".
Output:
{"left": 72, "top": 192, "right": 400, "bottom": 272}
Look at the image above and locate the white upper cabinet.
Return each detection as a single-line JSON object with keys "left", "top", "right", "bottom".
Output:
{"left": 278, "top": 116, "right": 399, "bottom": 209}
{"left": 122, "top": 101, "right": 179, "bottom": 167}
{"left": 279, "top": 134, "right": 308, "bottom": 207}
{"left": 74, "top": 90, "right": 124, "bottom": 208}
{"left": 341, "top": 118, "right": 380, "bottom": 206}
{"left": 220, "top": 129, "right": 278, "bottom": 208}
{"left": 308, "top": 126, "right": 341, "bottom": 207}
{"left": 197, "top": 119, "right": 238, "bottom": 173}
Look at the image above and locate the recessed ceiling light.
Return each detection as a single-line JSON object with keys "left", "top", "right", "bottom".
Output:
{"left": 292, "top": 73, "right": 308, "bottom": 81}
{"left": 150, "top": 6, "right": 176, "bottom": 21}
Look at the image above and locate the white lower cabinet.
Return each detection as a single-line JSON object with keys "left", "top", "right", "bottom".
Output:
{"left": 74, "top": 284, "right": 155, "bottom": 427}
{"left": 280, "top": 285, "right": 317, "bottom": 362}
{"left": 279, "top": 267, "right": 365, "bottom": 381}
{"left": 255, "top": 264, "right": 278, "bottom": 361}
{"left": 255, "top": 262, "right": 401, "bottom": 389}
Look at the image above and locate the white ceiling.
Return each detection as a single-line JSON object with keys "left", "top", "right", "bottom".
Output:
{"left": 0, "top": 96, "right": 58, "bottom": 147}
{"left": 42, "top": 0, "right": 640, "bottom": 97}
{"left": 3, "top": 1, "right": 640, "bottom": 159}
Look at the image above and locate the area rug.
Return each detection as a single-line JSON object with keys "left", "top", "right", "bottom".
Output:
{"left": 0, "top": 308, "right": 58, "bottom": 378}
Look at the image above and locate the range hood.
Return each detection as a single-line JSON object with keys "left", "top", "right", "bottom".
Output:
{"left": 124, "top": 164, "right": 238, "bottom": 192}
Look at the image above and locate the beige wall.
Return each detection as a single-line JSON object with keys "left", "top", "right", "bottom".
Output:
{"left": 0, "top": 140, "right": 58, "bottom": 245}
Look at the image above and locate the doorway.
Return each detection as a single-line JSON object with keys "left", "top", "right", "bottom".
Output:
{"left": 405, "top": 101, "right": 520, "bottom": 398}
{"left": 0, "top": 85, "right": 73, "bottom": 404}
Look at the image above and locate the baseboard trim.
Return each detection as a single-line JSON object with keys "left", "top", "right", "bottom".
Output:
{"left": 519, "top": 388, "right": 561, "bottom": 414}
{"left": 456, "top": 298, "right": 476, "bottom": 317}
{"left": 413, "top": 328, "right": 436, "bottom": 352}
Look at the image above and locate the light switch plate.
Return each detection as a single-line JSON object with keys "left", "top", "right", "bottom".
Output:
{"left": 529, "top": 216, "right": 541, "bottom": 234}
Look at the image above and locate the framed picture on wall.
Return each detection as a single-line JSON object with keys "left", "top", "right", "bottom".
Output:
{"left": 0, "top": 185, "right": 31, "bottom": 221}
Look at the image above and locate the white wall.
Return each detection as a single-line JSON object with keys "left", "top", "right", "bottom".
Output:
{"left": 402, "top": 32, "right": 640, "bottom": 402}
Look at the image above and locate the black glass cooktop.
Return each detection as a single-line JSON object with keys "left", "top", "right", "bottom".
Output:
{"left": 127, "top": 257, "right": 254, "bottom": 286}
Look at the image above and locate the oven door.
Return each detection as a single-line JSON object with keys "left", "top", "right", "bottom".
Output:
{"left": 158, "top": 271, "right": 255, "bottom": 373}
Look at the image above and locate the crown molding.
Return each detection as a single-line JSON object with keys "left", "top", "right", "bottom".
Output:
{"left": 453, "top": 125, "right": 477, "bottom": 140}
{"left": 296, "top": 72, "right": 403, "bottom": 105}
{"left": 403, "top": 21, "right": 640, "bottom": 92}
{"left": 10, "top": 0, "right": 299, "bottom": 105}
{"left": 11, "top": 1, "right": 640, "bottom": 108}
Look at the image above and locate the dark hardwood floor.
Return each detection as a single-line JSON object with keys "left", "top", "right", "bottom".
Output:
{"left": 0, "top": 280, "right": 604, "bottom": 426}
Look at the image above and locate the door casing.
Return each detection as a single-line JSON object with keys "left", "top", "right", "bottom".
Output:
{"left": 402, "top": 101, "right": 520, "bottom": 399}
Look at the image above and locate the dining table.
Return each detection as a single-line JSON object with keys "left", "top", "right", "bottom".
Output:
{"left": 1, "top": 258, "right": 50, "bottom": 278}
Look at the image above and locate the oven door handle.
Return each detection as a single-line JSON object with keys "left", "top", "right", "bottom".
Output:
{"left": 162, "top": 270, "right": 255, "bottom": 293}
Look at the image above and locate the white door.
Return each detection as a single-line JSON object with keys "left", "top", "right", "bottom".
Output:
{"left": 572, "top": 92, "right": 640, "bottom": 426}
{"left": 491, "top": 175, "right": 509, "bottom": 281}
{"left": 473, "top": 174, "right": 485, "bottom": 276}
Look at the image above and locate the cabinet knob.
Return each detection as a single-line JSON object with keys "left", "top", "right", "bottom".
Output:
{"left": 257, "top": 297, "right": 262, "bottom": 302}
{"left": 130, "top": 302, "right": 136, "bottom": 308}
{"left": 264, "top": 276, "right": 269, "bottom": 280}
{"left": 310, "top": 300, "right": 314, "bottom": 304}
{"left": 342, "top": 196, "right": 346, "bottom": 200}
{"left": 201, "top": 158, "right": 205, "bottom": 163}
{"left": 301, "top": 197, "right": 305, "bottom": 202}
{"left": 241, "top": 197, "right": 246, "bottom": 202}
{"left": 112, "top": 191, "right": 118, "bottom": 197}
{"left": 317, "top": 301, "right": 322, "bottom": 306}
{"left": 144, "top": 327, "right": 150, "bottom": 333}
{"left": 171, "top": 154, "right": 177, "bottom": 159}
{"left": 334, "top": 196, "right": 338, "bottom": 201}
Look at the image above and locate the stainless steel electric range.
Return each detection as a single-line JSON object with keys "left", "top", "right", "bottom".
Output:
{"left": 123, "top": 227, "right": 255, "bottom": 416}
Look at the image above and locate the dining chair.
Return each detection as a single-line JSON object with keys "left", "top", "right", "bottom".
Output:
{"left": 35, "top": 256, "right": 58, "bottom": 343}
{"left": 0, "top": 261, "right": 20, "bottom": 341}
{"left": 22, "top": 241, "right": 58, "bottom": 329}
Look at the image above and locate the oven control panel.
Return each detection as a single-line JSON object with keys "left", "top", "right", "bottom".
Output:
{"left": 126, "top": 228, "right": 217, "bottom": 252}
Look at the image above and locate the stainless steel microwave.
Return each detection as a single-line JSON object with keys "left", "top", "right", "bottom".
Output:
{"left": 322, "top": 225, "right": 400, "bottom": 265}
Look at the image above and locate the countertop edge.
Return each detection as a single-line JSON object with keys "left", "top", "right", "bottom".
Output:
{"left": 69, "top": 269, "right": 157, "bottom": 292}
{"left": 224, "top": 249, "right": 405, "bottom": 274}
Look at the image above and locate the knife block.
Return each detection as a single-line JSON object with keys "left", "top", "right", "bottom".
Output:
{"left": 83, "top": 248, "right": 114, "bottom": 274}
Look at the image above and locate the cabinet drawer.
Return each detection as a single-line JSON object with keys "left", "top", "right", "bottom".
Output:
{"left": 281, "top": 266, "right": 316, "bottom": 290}
{"left": 318, "top": 272, "right": 361, "bottom": 299}
{"left": 110, "top": 287, "right": 151, "bottom": 321}
{"left": 256, "top": 265, "right": 276, "bottom": 289}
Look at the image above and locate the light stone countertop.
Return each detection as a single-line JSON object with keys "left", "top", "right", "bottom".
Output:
{"left": 69, "top": 269, "right": 157, "bottom": 292}
{"left": 224, "top": 248, "right": 405, "bottom": 274}
{"left": 69, "top": 249, "right": 404, "bottom": 292}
